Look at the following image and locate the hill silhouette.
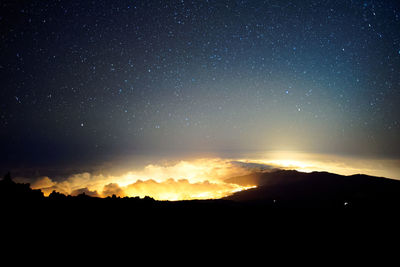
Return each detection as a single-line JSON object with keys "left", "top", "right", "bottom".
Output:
{"left": 224, "top": 170, "right": 400, "bottom": 208}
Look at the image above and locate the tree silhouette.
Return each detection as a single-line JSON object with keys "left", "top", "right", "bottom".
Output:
{"left": 2, "top": 172, "right": 12, "bottom": 183}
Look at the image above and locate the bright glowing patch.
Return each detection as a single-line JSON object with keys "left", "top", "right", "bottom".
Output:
{"left": 30, "top": 153, "right": 400, "bottom": 200}
{"left": 35, "top": 159, "right": 258, "bottom": 200}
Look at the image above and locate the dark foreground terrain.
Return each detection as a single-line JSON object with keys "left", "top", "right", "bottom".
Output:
{"left": 3, "top": 170, "right": 400, "bottom": 242}
{"left": 3, "top": 171, "right": 399, "bottom": 262}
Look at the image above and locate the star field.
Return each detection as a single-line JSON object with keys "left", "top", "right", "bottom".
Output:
{"left": 1, "top": 0, "right": 400, "bottom": 171}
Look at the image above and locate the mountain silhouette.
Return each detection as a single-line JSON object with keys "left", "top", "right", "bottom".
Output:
{"left": 224, "top": 170, "right": 400, "bottom": 208}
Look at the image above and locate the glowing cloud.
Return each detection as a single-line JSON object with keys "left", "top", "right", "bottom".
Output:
{"left": 28, "top": 153, "right": 400, "bottom": 200}
{"left": 34, "top": 158, "right": 258, "bottom": 200}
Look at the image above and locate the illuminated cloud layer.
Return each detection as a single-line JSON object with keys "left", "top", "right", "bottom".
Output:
{"left": 25, "top": 153, "right": 400, "bottom": 200}
{"left": 30, "top": 158, "right": 257, "bottom": 200}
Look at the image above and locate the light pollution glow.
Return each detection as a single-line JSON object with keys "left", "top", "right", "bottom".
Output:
{"left": 24, "top": 152, "right": 400, "bottom": 201}
{"left": 28, "top": 158, "right": 257, "bottom": 200}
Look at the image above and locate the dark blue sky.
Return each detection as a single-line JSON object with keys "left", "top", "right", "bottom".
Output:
{"left": 1, "top": 0, "right": 399, "bottom": 175}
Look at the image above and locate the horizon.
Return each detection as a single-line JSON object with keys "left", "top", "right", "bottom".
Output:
{"left": 1, "top": 1, "right": 400, "bottom": 201}
{"left": 8, "top": 151, "right": 400, "bottom": 200}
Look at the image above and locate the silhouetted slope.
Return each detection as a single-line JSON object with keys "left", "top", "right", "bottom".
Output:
{"left": 225, "top": 170, "right": 400, "bottom": 207}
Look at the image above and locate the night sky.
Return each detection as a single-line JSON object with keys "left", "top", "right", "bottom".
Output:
{"left": 1, "top": 0, "right": 400, "bottom": 179}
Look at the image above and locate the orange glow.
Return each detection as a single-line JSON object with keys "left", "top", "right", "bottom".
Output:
{"left": 33, "top": 158, "right": 258, "bottom": 200}
{"left": 122, "top": 179, "right": 256, "bottom": 200}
